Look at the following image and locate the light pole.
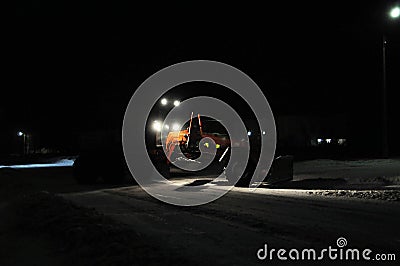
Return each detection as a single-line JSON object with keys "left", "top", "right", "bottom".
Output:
{"left": 382, "top": 35, "right": 388, "bottom": 158}
{"left": 381, "top": 5, "right": 399, "bottom": 158}
{"left": 17, "top": 131, "right": 26, "bottom": 155}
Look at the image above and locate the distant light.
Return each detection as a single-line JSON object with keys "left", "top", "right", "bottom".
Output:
{"left": 161, "top": 98, "right": 168, "bottom": 105}
{"left": 390, "top": 6, "right": 400, "bottom": 18}
{"left": 326, "top": 138, "right": 332, "bottom": 144}
{"left": 172, "top": 123, "right": 180, "bottom": 131}
{"left": 338, "top": 139, "right": 347, "bottom": 145}
{"left": 152, "top": 121, "right": 162, "bottom": 132}
{"left": 164, "top": 124, "right": 169, "bottom": 130}
{"left": 173, "top": 100, "right": 180, "bottom": 107}
{"left": 17, "top": 131, "right": 24, "bottom": 137}
{"left": 262, "top": 131, "right": 266, "bottom": 135}
{"left": 216, "top": 144, "right": 221, "bottom": 149}
{"left": 317, "top": 138, "right": 323, "bottom": 144}
{"left": 247, "top": 131, "right": 252, "bottom": 136}
{"left": 0, "top": 159, "right": 75, "bottom": 169}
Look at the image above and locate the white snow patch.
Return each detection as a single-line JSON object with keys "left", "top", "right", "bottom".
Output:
{"left": 0, "top": 158, "right": 75, "bottom": 169}
{"left": 294, "top": 158, "right": 400, "bottom": 185}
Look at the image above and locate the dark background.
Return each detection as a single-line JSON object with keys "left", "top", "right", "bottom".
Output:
{"left": 2, "top": 0, "right": 400, "bottom": 156}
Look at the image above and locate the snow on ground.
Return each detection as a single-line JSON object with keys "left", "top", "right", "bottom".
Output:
{"left": 0, "top": 160, "right": 399, "bottom": 265}
{"left": 0, "top": 158, "right": 75, "bottom": 169}
{"left": 274, "top": 158, "right": 400, "bottom": 201}
{"left": 294, "top": 158, "right": 400, "bottom": 185}
{"left": 306, "top": 189, "right": 400, "bottom": 201}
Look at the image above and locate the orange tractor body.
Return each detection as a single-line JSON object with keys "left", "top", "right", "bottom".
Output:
{"left": 164, "top": 112, "right": 230, "bottom": 163}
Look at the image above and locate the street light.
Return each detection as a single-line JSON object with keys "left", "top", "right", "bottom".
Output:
{"left": 17, "top": 131, "right": 26, "bottom": 155}
{"left": 160, "top": 98, "right": 168, "bottom": 106}
{"left": 160, "top": 98, "right": 181, "bottom": 107}
{"left": 152, "top": 120, "right": 162, "bottom": 132}
{"left": 390, "top": 6, "right": 400, "bottom": 18}
{"left": 381, "top": 5, "right": 399, "bottom": 158}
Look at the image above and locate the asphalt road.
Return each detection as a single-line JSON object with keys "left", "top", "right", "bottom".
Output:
{"left": 63, "top": 181, "right": 400, "bottom": 265}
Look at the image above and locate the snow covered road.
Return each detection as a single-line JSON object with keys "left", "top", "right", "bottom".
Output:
{"left": 63, "top": 184, "right": 399, "bottom": 265}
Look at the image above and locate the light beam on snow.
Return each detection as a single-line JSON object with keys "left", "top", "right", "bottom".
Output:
{"left": 0, "top": 159, "right": 75, "bottom": 169}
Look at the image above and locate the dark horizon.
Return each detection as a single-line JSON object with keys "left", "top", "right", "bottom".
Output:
{"left": 2, "top": 1, "right": 400, "bottom": 156}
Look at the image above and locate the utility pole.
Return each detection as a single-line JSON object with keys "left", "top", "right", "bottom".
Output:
{"left": 382, "top": 36, "right": 389, "bottom": 158}
{"left": 380, "top": 5, "right": 399, "bottom": 158}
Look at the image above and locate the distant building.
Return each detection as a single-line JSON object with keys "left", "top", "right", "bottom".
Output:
{"left": 276, "top": 114, "right": 347, "bottom": 151}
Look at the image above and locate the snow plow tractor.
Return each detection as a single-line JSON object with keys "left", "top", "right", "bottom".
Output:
{"left": 72, "top": 112, "right": 293, "bottom": 186}
{"left": 160, "top": 112, "right": 293, "bottom": 186}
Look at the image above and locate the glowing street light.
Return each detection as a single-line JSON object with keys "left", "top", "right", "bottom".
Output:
{"left": 160, "top": 98, "right": 168, "bottom": 106}
{"left": 381, "top": 5, "right": 399, "bottom": 157}
{"left": 152, "top": 120, "right": 162, "bottom": 132}
{"left": 17, "top": 131, "right": 26, "bottom": 155}
{"left": 390, "top": 6, "right": 400, "bottom": 18}
{"left": 160, "top": 98, "right": 181, "bottom": 107}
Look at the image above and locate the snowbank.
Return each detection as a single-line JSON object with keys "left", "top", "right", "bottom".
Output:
{"left": 294, "top": 158, "right": 400, "bottom": 185}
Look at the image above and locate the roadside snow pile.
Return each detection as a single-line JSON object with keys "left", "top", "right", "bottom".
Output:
{"left": 54, "top": 158, "right": 76, "bottom": 165}
{"left": 9, "top": 191, "right": 188, "bottom": 266}
{"left": 294, "top": 159, "right": 400, "bottom": 185}
{"left": 347, "top": 176, "right": 400, "bottom": 186}
{"left": 308, "top": 190, "right": 400, "bottom": 201}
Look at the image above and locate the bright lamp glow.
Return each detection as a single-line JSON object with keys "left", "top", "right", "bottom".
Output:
{"left": 390, "top": 6, "right": 400, "bottom": 18}
{"left": 164, "top": 124, "right": 169, "bottom": 130}
{"left": 172, "top": 123, "right": 180, "bottom": 131}
{"left": 17, "top": 131, "right": 24, "bottom": 137}
{"left": 173, "top": 100, "right": 180, "bottom": 107}
{"left": 326, "top": 138, "right": 332, "bottom": 144}
{"left": 160, "top": 98, "right": 168, "bottom": 105}
{"left": 317, "top": 138, "right": 323, "bottom": 144}
{"left": 247, "top": 131, "right": 252, "bottom": 136}
{"left": 152, "top": 121, "right": 162, "bottom": 132}
{"left": 0, "top": 158, "right": 75, "bottom": 169}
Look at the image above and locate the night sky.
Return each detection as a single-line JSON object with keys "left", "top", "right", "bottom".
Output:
{"left": 3, "top": 1, "right": 400, "bottom": 154}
